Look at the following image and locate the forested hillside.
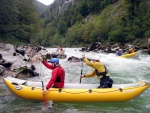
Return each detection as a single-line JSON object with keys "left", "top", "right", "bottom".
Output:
{"left": 0, "top": 0, "right": 41, "bottom": 45}
{"left": 0, "top": 0, "right": 150, "bottom": 48}
{"left": 41, "top": 0, "right": 150, "bottom": 47}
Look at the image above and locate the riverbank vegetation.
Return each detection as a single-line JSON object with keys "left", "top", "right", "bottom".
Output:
{"left": 0, "top": 0, "right": 41, "bottom": 45}
{"left": 0, "top": 0, "right": 150, "bottom": 48}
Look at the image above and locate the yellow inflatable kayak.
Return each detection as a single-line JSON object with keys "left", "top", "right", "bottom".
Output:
{"left": 3, "top": 76, "right": 150, "bottom": 102}
{"left": 119, "top": 50, "right": 141, "bottom": 58}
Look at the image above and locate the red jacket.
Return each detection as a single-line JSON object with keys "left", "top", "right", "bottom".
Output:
{"left": 42, "top": 61, "right": 65, "bottom": 89}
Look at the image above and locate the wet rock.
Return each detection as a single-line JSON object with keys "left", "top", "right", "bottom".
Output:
{"left": 88, "top": 42, "right": 101, "bottom": 51}
{"left": 16, "top": 68, "right": 39, "bottom": 78}
{"left": 0, "top": 65, "right": 5, "bottom": 75}
{"left": 67, "top": 56, "right": 82, "bottom": 62}
{"left": 0, "top": 43, "right": 46, "bottom": 78}
{"left": 1, "top": 62, "right": 12, "bottom": 68}
{"left": 79, "top": 47, "right": 88, "bottom": 52}
{"left": 44, "top": 52, "right": 67, "bottom": 59}
{"left": 67, "top": 56, "right": 99, "bottom": 62}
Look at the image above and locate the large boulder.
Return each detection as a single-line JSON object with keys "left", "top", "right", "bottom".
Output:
{"left": 0, "top": 65, "right": 5, "bottom": 75}
{"left": 67, "top": 56, "right": 82, "bottom": 62}
{"left": 88, "top": 42, "right": 101, "bottom": 51}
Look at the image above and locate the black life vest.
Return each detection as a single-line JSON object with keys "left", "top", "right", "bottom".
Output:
{"left": 95, "top": 65, "right": 108, "bottom": 77}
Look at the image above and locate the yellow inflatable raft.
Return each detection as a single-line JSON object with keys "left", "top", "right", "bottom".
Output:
{"left": 119, "top": 50, "right": 141, "bottom": 58}
{"left": 3, "top": 76, "right": 150, "bottom": 102}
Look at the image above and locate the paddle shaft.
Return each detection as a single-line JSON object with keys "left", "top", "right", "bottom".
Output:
{"left": 80, "top": 61, "right": 83, "bottom": 84}
{"left": 42, "top": 81, "right": 46, "bottom": 108}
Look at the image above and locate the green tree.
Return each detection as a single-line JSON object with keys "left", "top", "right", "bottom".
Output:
{"left": 16, "top": 0, "right": 40, "bottom": 43}
{"left": 57, "top": 21, "right": 67, "bottom": 35}
{"left": 0, "top": 0, "right": 18, "bottom": 41}
{"left": 79, "top": 2, "right": 89, "bottom": 17}
{"left": 0, "top": 0, "right": 40, "bottom": 44}
{"left": 108, "top": 27, "right": 126, "bottom": 44}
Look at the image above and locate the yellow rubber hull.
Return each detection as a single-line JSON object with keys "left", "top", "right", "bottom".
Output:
{"left": 3, "top": 77, "right": 150, "bottom": 102}
{"left": 119, "top": 51, "right": 140, "bottom": 58}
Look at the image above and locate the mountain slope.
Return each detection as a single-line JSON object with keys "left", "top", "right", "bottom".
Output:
{"left": 39, "top": 0, "right": 150, "bottom": 47}
{"left": 34, "top": 0, "right": 49, "bottom": 14}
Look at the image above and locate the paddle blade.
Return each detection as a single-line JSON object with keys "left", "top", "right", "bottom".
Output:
{"left": 43, "top": 95, "right": 46, "bottom": 108}
{"left": 41, "top": 101, "right": 55, "bottom": 112}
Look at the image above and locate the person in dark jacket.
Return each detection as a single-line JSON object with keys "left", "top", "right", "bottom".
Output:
{"left": 116, "top": 49, "right": 123, "bottom": 56}
{"left": 41, "top": 58, "right": 65, "bottom": 93}
{"left": 80, "top": 54, "right": 113, "bottom": 88}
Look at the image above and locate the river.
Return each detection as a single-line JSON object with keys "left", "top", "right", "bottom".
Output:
{"left": 0, "top": 48, "right": 150, "bottom": 113}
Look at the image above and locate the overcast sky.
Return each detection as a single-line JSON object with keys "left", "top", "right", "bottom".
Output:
{"left": 36, "top": 0, "right": 54, "bottom": 5}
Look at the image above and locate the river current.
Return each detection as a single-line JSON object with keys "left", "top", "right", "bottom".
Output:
{"left": 0, "top": 48, "right": 150, "bottom": 113}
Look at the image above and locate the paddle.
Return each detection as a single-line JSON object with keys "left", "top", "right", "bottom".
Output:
{"left": 42, "top": 81, "right": 46, "bottom": 109}
{"left": 80, "top": 60, "right": 83, "bottom": 84}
